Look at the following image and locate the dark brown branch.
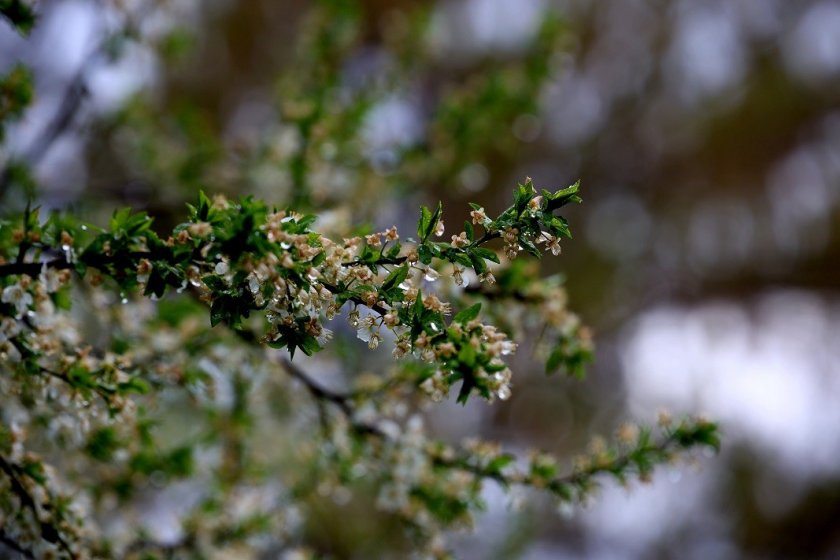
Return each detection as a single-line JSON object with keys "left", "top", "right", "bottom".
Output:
{"left": 0, "top": 528, "right": 35, "bottom": 559}
{"left": 0, "top": 257, "right": 73, "bottom": 278}
{"left": 278, "top": 357, "right": 384, "bottom": 438}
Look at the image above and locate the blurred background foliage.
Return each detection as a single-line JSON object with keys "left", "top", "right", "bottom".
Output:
{"left": 2, "top": 0, "right": 840, "bottom": 557}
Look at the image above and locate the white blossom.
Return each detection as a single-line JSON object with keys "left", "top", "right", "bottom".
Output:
{"left": 2, "top": 283, "right": 33, "bottom": 317}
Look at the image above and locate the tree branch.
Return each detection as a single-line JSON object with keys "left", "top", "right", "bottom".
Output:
{"left": 0, "top": 528, "right": 35, "bottom": 559}
{"left": 278, "top": 357, "right": 385, "bottom": 438}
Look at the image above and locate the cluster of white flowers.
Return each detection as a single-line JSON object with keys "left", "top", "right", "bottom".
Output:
{"left": 2, "top": 281, "right": 33, "bottom": 318}
{"left": 0, "top": 317, "right": 22, "bottom": 362}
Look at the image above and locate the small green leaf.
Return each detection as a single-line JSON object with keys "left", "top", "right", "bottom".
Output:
{"left": 472, "top": 247, "right": 500, "bottom": 264}
{"left": 514, "top": 183, "right": 531, "bottom": 215}
{"left": 298, "top": 335, "right": 322, "bottom": 356}
{"left": 414, "top": 290, "right": 424, "bottom": 320}
{"left": 0, "top": 64, "right": 33, "bottom": 140}
{"left": 487, "top": 454, "right": 515, "bottom": 473}
{"left": 202, "top": 275, "right": 225, "bottom": 291}
{"left": 197, "top": 190, "right": 212, "bottom": 220}
{"left": 464, "top": 220, "right": 474, "bottom": 242}
{"left": 519, "top": 236, "right": 541, "bottom": 258}
{"left": 548, "top": 180, "right": 582, "bottom": 208}
{"left": 438, "top": 247, "right": 467, "bottom": 267}
{"left": 545, "top": 347, "right": 564, "bottom": 374}
{"left": 85, "top": 427, "right": 119, "bottom": 462}
{"left": 418, "top": 244, "right": 434, "bottom": 265}
{"left": 417, "top": 205, "right": 432, "bottom": 240}
{"left": 210, "top": 299, "right": 226, "bottom": 327}
{"left": 456, "top": 376, "right": 475, "bottom": 405}
{"left": 426, "top": 201, "right": 443, "bottom": 241}
{"left": 110, "top": 207, "right": 131, "bottom": 232}
{"left": 467, "top": 250, "right": 487, "bottom": 274}
{"left": 310, "top": 250, "right": 326, "bottom": 267}
{"left": 458, "top": 343, "right": 476, "bottom": 368}
{"left": 453, "top": 303, "right": 481, "bottom": 324}
{"left": 119, "top": 377, "right": 150, "bottom": 395}
{"left": 381, "top": 265, "right": 409, "bottom": 293}
{"left": 144, "top": 267, "right": 166, "bottom": 298}
{"left": 386, "top": 241, "right": 402, "bottom": 258}
{"left": 0, "top": 0, "right": 37, "bottom": 35}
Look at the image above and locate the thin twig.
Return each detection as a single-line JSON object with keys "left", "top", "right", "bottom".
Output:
{"left": 278, "top": 357, "right": 384, "bottom": 438}
{"left": 0, "top": 528, "right": 35, "bottom": 559}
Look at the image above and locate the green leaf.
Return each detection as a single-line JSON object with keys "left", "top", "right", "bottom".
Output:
{"left": 444, "top": 249, "right": 471, "bottom": 267}
{"left": 487, "top": 453, "right": 516, "bottom": 473}
{"left": 19, "top": 459, "right": 46, "bottom": 484}
{"left": 458, "top": 343, "right": 476, "bottom": 368}
{"left": 548, "top": 180, "right": 582, "bottom": 208}
{"left": 386, "top": 241, "right": 402, "bottom": 258}
{"left": 456, "top": 376, "right": 475, "bottom": 405}
{"left": 513, "top": 183, "right": 532, "bottom": 215}
{"left": 426, "top": 201, "right": 443, "bottom": 241}
{"left": 467, "top": 250, "right": 487, "bottom": 274}
{"left": 144, "top": 267, "right": 166, "bottom": 298}
{"left": 453, "top": 303, "right": 481, "bottom": 324}
{"left": 417, "top": 205, "right": 432, "bottom": 240}
{"left": 296, "top": 214, "right": 317, "bottom": 231}
{"left": 0, "top": 64, "right": 33, "bottom": 140}
{"left": 472, "top": 247, "right": 500, "bottom": 264}
{"left": 418, "top": 244, "right": 434, "bottom": 265}
{"left": 268, "top": 334, "right": 291, "bottom": 351}
{"left": 519, "top": 236, "right": 541, "bottom": 258}
{"left": 553, "top": 180, "right": 580, "bottom": 198}
{"left": 542, "top": 213, "right": 571, "bottom": 239}
{"left": 298, "top": 335, "right": 322, "bottom": 356}
{"left": 85, "top": 427, "right": 119, "bottom": 462}
{"left": 0, "top": 0, "right": 36, "bottom": 35}
{"left": 197, "top": 190, "right": 212, "bottom": 221}
{"left": 545, "top": 347, "right": 564, "bottom": 374}
{"left": 202, "top": 275, "right": 225, "bottom": 291}
{"left": 119, "top": 377, "right": 150, "bottom": 395}
{"left": 210, "top": 299, "right": 226, "bottom": 327}
{"left": 419, "top": 201, "right": 443, "bottom": 242}
{"left": 381, "top": 265, "right": 409, "bottom": 293}
{"left": 358, "top": 243, "right": 377, "bottom": 264}
{"left": 413, "top": 290, "right": 424, "bottom": 322}
{"left": 164, "top": 446, "right": 193, "bottom": 477}
{"left": 110, "top": 207, "right": 131, "bottom": 233}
